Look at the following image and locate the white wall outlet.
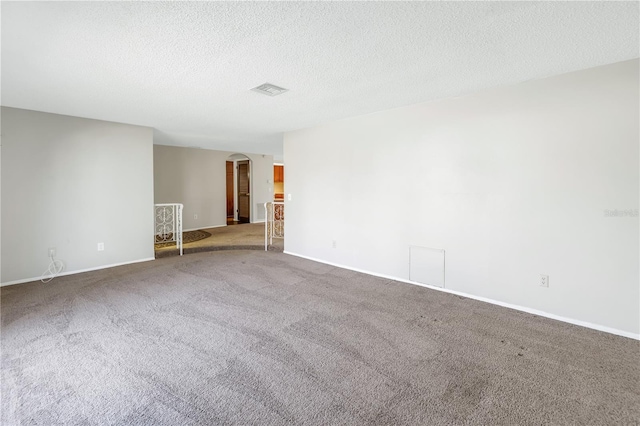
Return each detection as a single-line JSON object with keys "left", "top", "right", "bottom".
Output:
{"left": 332, "top": 240, "right": 337, "bottom": 249}
{"left": 287, "top": 194, "right": 292, "bottom": 201}
{"left": 540, "top": 274, "right": 549, "bottom": 287}
{"left": 194, "top": 214, "right": 198, "bottom": 220}
{"left": 97, "top": 242, "right": 104, "bottom": 251}
{"left": 48, "top": 247, "right": 56, "bottom": 257}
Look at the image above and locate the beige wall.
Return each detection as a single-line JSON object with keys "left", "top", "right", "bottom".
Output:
{"left": 1, "top": 107, "right": 155, "bottom": 284}
{"left": 284, "top": 60, "right": 639, "bottom": 337}
{"left": 153, "top": 145, "right": 274, "bottom": 229}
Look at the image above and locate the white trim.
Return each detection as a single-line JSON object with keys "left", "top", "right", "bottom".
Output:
{"left": 1, "top": 257, "right": 156, "bottom": 287}
{"left": 183, "top": 224, "right": 225, "bottom": 232}
{"left": 283, "top": 251, "right": 640, "bottom": 341}
{"left": 251, "top": 219, "right": 266, "bottom": 224}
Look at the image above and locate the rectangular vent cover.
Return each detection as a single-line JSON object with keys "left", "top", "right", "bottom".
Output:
{"left": 251, "top": 83, "right": 288, "bottom": 97}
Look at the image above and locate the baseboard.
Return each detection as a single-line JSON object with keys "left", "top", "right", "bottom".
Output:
{"left": 251, "top": 219, "right": 266, "bottom": 224}
{"left": 183, "top": 224, "right": 225, "bottom": 232}
{"left": 1, "top": 257, "right": 156, "bottom": 287}
{"left": 283, "top": 251, "right": 640, "bottom": 341}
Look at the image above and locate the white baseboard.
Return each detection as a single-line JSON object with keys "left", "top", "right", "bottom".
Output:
{"left": 251, "top": 219, "right": 266, "bottom": 224}
{"left": 283, "top": 251, "right": 639, "bottom": 341}
{"left": 1, "top": 257, "right": 156, "bottom": 287}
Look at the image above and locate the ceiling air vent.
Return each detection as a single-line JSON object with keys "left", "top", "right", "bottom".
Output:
{"left": 251, "top": 83, "right": 288, "bottom": 97}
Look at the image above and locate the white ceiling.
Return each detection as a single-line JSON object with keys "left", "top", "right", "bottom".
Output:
{"left": 2, "top": 2, "right": 638, "bottom": 158}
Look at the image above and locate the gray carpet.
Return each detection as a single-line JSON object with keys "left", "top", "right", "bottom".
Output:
{"left": 2, "top": 250, "right": 638, "bottom": 425}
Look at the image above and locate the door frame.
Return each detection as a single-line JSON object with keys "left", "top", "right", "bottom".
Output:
{"left": 236, "top": 159, "right": 251, "bottom": 223}
{"left": 227, "top": 154, "right": 252, "bottom": 223}
{"left": 233, "top": 161, "right": 238, "bottom": 221}
{"left": 226, "top": 161, "right": 234, "bottom": 218}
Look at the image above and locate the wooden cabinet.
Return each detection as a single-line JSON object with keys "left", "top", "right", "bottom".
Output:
{"left": 274, "top": 165, "right": 284, "bottom": 183}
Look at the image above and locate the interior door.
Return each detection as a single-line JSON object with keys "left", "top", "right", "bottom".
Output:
{"left": 237, "top": 160, "right": 250, "bottom": 223}
{"left": 226, "top": 161, "right": 234, "bottom": 217}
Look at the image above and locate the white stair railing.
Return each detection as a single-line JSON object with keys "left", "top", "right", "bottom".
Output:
{"left": 154, "top": 203, "right": 183, "bottom": 255}
{"left": 264, "top": 202, "right": 284, "bottom": 250}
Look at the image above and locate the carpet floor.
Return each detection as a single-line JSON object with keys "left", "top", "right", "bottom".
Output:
{"left": 1, "top": 251, "right": 638, "bottom": 425}
{"left": 155, "top": 230, "right": 212, "bottom": 248}
{"left": 155, "top": 223, "right": 283, "bottom": 258}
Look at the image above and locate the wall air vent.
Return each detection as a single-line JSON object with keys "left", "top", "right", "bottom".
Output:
{"left": 251, "top": 83, "right": 288, "bottom": 97}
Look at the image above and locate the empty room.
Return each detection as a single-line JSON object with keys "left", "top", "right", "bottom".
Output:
{"left": 1, "top": 1, "right": 639, "bottom": 425}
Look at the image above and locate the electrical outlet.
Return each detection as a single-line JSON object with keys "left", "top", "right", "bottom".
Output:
{"left": 194, "top": 214, "right": 198, "bottom": 220}
{"left": 332, "top": 240, "right": 337, "bottom": 249}
{"left": 540, "top": 274, "right": 549, "bottom": 287}
{"left": 48, "top": 247, "right": 56, "bottom": 258}
{"left": 97, "top": 242, "right": 104, "bottom": 251}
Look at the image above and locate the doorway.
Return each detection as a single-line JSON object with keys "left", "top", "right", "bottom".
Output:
{"left": 226, "top": 161, "right": 234, "bottom": 219}
{"left": 237, "top": 160, "right": 250, "bottom": 223}
{"left": 226, "top": 154, "right": 252, "bottom": 225}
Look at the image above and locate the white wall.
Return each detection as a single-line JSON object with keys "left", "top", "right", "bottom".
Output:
{"left": 284, "top": 59, "right": 639, "bottom": 336}
{"left": 1, "top": 107, "right": 155, "bottom": 284}
{"left": 153, "top": 145, "right": 273, "bottom": 229}
{"left": 247, "top": 152, "right": 275, "bottom": 221}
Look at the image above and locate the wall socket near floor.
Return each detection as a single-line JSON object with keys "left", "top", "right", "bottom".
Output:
{"left": 194, "top": 214, "right": 198, "bottom": 220}
{"left": 332, "top": 240, "right": 337, "bottom": 249}
{"left": 540, "top": 274, "right": 549, "bottom": 287}
{"left": 48, "top": 247, "right": 56, "bottom": 258}
{"left": 97, "top": 242, "right": 104, "bottom": 251}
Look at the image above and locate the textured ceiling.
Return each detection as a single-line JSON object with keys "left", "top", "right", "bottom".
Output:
{"left": 2, "top": 2, "right": 638, "bottom": 157}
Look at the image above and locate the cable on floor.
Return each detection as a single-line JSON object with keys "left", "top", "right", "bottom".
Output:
{"left": 41, "top": 254, "right": 64, "bottom": 283}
